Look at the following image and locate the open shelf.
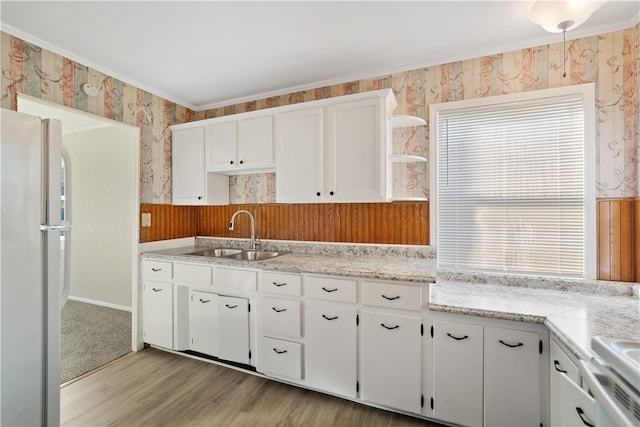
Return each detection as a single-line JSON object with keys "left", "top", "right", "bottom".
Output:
{"left": 390, "top": 115, "right": 426, "bottom": 129}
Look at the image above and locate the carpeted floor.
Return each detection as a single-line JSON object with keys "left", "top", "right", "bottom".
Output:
{"left": 60, "top": 300, "right": 132, "bottom": 384}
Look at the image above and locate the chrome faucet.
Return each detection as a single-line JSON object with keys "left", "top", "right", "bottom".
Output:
{"left": 229, "top": 210, "right": 260, "bottom": 250}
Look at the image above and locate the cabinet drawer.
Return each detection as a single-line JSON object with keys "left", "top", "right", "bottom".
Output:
{"left": 362, "top": 281, "right": 422, "bottom": 311}
{"left": 141, "top": 260, "right": 172, "bottom": 281}
{"left": 261, "top": 297, "right": 301, "bottom": 338}
{"left": 213, "top": 266, "right": 257, "bottom": 291}
{"left": 260, "top": 272, "right": 302, "bottom": 296}
{"left": 174, "top": 262, "right": 212, "bottom": 285}
{"left": 260, "top": 337, "right": 302, "bottom": 380}
{"left": 305, "top": 276, "right": 357, "bottom": 303}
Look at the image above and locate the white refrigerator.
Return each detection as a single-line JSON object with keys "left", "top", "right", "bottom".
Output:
{"left": 1, "top": 108, "right": 65, "bottom": 426}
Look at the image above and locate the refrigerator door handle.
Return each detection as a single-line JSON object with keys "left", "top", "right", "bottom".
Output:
{"left": 40, "top": 224, "right": 70, "bottom": 231}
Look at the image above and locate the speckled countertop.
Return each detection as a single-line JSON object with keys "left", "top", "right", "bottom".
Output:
{"left": 141, "top": 237, "right": 639, "bottom": 361}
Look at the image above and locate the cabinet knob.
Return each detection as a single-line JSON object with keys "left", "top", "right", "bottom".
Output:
{"left": 197, "top": 196, "right": 202, "bottom": 200}
{"left": 316, "top": 192, "right": 321, "bottom": 197}
{"left": 239, "top": 160, "right": 244, "bottom": 165}
{"left": 329, "top": 191, "right": 334, "bottom": 196}
{"left": 230, "top": 160, "right": 234, "bottom": 165}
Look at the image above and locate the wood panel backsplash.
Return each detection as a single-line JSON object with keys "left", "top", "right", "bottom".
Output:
{"left": 140, "top": 198, "right": 639, "bottom": 282}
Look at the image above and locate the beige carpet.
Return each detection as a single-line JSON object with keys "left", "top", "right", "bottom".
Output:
{"left": 60, "top": 300, "right": 131, "bottom": 384}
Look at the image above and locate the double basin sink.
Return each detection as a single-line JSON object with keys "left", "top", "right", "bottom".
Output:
{"left": 185, "top": 247, "right": 283, "bottom": 261}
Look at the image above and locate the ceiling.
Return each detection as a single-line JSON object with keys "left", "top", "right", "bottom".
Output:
{"left": 1, "top": 1, "right": 638, "bottom": 111}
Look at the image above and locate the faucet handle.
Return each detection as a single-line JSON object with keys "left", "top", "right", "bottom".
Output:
{"left": 254, "top": 235, "right": 262, "bottom": 249}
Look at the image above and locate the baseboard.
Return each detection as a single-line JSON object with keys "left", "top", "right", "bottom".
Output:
{"left": 68, "top": 296, "right": 132, "bottom": 312}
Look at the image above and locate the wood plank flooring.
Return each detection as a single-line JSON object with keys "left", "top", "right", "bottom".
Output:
{"left": 61, "top": 347, "right": 441, "bottom": 427}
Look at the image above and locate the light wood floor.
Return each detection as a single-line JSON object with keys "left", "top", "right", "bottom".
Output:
{"left": 61, "top": 347, "right": 442, "bottom": 427}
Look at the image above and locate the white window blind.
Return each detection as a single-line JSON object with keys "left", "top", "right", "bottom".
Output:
{"left": 435, "top": 94, "right": 587, "bottom": 277}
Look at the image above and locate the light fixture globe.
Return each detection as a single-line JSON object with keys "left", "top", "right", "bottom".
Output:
{"left": 530, "top": 0, "right": 607, "bottom": 33}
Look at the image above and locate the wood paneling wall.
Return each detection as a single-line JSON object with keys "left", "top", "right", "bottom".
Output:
{"left": 596, "top": 198, "right": 637, "bottom": 282}
{"left": 140, "top": 198, "right": 640, "bottom": 282}
{"left": 196, "top": 202, "right": 429, "bottom": 245}
{"left": 140, "top": 204, "right": 196, "bottom": 243}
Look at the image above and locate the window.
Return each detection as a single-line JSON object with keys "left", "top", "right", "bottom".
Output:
{"left": 430, "top": 85, "right": 595, "bottom": 278}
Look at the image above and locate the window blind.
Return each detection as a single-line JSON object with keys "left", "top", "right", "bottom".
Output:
{"left": 436, "top": 95, "right": 586, "bottom": 277}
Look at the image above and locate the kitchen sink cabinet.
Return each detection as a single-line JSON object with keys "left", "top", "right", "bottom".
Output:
{"left": 431, "top": 313, "right": 549, "bottom": 427}
{"left": 305, "top": 303, "right": 358, "bottom": 398}
{"left": 361, "top": 310, "right": 422, "bottom": 414}
{"left": 276, "top": 92, "right": 394, "bottom": 203}
{"left": 189, "top": 290, "right": 219, "bottom": 356}
{"left": 171, "top": 126, "right": 229, "bottom": 205}
{"left": 218, "top": 295, "right": 250, "bottom": 365}
{"left": 205, "top": 116, "right": 274, "bottom": 173}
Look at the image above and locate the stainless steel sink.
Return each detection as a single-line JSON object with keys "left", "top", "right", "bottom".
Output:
{"left": 224, "top": 250, "right": 281, "bottom": 261}
{"left": 184, "top": 247, "right": 283, "bottom": 261}
{"left": 185, "top": 248, "right": 242, "bottom": 257}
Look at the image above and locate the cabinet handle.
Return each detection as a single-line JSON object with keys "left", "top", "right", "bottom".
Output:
{"left": 199, "top": 299, "right": 210, "bottom": 303}
{"left": 151, "top": 268, "right": 162, "bottom": 272}
{"left": 151, "top": 288, "right": 162, "bottom": 292}
{"left": 381, "top": 294, "right": 400, "bottom": 301}
{"left": 272, "top": 307, "right": 287, "bottom": 313}
{"left": 446, "top": 333, "right": 469, "bottom": 341}
{"left": 499, "top": 339, "right": 524, "bottom": 348}
{"left": 272, "top": 282, "right": 287, "bottom": 287}
{"left": 322, "top": 287, "right": 338, "bottom": 293}
{"left": 380, "top": 323, "right": 399, "bottom": 330}
{"left": 316, "top": 192, "right": 321, "bottom": 197}
{"left": 554, "top": 360, "right": 568, "bottom": 374}
{"left": 273, "top": 348, "right": 288, "bottom": 354}
{"left": 576, "top": 408, "right": 594, "bottom": 427}
{"left": 225, "top": 304, "right": 238, "bottom": 309}
{"left": 322, "top": 314, "right": 338, "bottom": 321}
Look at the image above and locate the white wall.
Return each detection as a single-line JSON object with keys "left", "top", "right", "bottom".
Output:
{"left": 64, "top": 126, "right": 135, "bottom": 309}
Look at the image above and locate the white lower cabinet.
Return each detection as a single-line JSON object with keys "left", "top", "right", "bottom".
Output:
{"left": 484, "top": 326, "right": 541, "bottom": 427}
{"left": 142, "top": 280, "right": 173, "bottom": 349}
{"left": 432, "top": 320, "right": 483, "bottom": 427}
{"left": 189, "top": 290, "right": 219, "bottom": 356}
{"left": 431, "top": 313, "right": 548, "bottom": 427}
{"left": 361, "top": 310, "right": 422, "bottom": 414}
{"left": 305, "top": 303, "right": 358, "bottom": 398}
{"left": 550, "top": 340, "right": 595, "bottom": 427}
{"left": 218, "top": 295, "right": 250, "bottom": 365}
{"left": 260, "top": 337, "right": 303, "bottom": 380}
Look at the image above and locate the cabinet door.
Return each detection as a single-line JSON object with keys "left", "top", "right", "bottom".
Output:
{"left": 484, "top": 326, "right": 541, "bottom": 427}
{"left": 189, "top": 291, "right": 218, "bottom": 356}
{"left": 361, "top": 311, "right": 422, "bottom": 414}
{"left": 218, "top": 295, "right": 250, "bottom": 364}
{"left": 432, "top": 320, "right": 483, "bottom": 427}
{"left": 238, "top": 116, "right": 273, "bottom": 169}
{"left": 206, "top": 122, "right": 237, "bottom": 171}
{"left": 172, "top": 127, "right": 205, "bottom": 205}
{"left": 275, "top": 108, "right": 323, "bottom": 202}
{"left": 142, "top": 281, "right": 173, "bottom": 349}
{"left": 306, "top": 304, "right": 357, "bottom": 398}
{"left": 325, "top": 99, "right": 386, "bottom": 202}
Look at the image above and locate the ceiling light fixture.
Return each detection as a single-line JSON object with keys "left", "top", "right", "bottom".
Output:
{"left": 530, "top": 0, "right": 607, "bottom": 77}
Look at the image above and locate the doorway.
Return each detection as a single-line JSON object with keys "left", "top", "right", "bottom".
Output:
{"left": 17, "top": 94, "right": 139, "bottom": 383}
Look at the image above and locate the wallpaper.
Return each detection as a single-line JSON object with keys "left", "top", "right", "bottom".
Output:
{"left": 1, "top": 25, "right": 638, "bottom": 203}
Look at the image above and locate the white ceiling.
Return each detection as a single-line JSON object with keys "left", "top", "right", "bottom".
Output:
{"left": 1, "top": 1, "right": 638, "bottom": 111}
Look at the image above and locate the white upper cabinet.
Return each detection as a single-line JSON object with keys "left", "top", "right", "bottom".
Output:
{"left": 276, "top": 92, "right": 394, "bottom": 203}
{"left": 206, "top": 116, "right": 274, "bottom": 173}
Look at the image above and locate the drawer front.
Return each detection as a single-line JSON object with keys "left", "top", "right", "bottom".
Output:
{"left": 305, "top": 276, "right": 357, "bottom": 303}
{"left": 213, "top": 266, "right": 257, "bottom": 291}
{"left": 141, "top": 259, "right": 172, "bottom": 281}
{"left": 551, "top": 340, "right": 580, "bottom": 385}
{"left": 260, "top": 337, "right": 302, "bottom": 380}
{"left": 362, "top": 281, "right": 422, "bottom": 311}
{"left": 260, "top": 272, "right": 302, "bottom": 296}
{"left": 261, "top": 297, "right": 301, "bottom": 338}
{"left": 174, "top": 262, "right": 212, "bottom": 285}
